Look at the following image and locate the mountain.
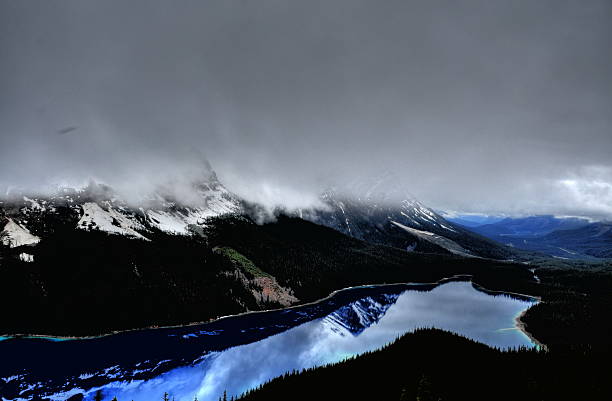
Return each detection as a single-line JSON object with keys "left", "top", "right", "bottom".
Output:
{"left": 302, "top": 180, "right": 520, "bottom": 260}
{"left": 441, "top": 213, "right": 506, "bottom": 228}
{"left": 0, "top": 210, "right": 533, "bottom": 337}
{"left": 1, "top": 168, "right": 521, "bottom": 262}
{"left": 0, "top": 168, "right": 241, "bottom": 243}
{"left": 498, "top": 222, "right": 612, "bottom": 259}
{"left": 460, "top": 215, "right": 611, "bottom": 259}
{"left": 0, "top": 168, "right": 536, "bottom": 336}
{"left": 469, "top": 215, "right": 591, "bottom": 238}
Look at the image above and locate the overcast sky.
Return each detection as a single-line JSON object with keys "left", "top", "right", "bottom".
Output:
{"left": 1, "top": 0, "right": 611, "bottom": 218}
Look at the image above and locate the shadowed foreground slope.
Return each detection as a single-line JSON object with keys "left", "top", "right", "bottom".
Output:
{"left": 236, "top": 329, "right": 611, "bottom": 401}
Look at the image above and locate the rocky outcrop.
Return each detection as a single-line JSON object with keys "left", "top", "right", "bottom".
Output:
{"left": 215, "top": 247, "right": 299, "bottom": 307}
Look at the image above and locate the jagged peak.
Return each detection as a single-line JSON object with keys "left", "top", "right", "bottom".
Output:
{"left": 0, "top": 160, "right": 243, "bottom": 239}
{"left": 0, "top": 159, "right": 225, "bottom": 206}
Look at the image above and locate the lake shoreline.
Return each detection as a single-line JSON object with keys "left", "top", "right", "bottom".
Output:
{"left": 515, "top": 308, "right": 548, "bottom": 351}
{"left": 0, "top": 274, "right": 541, "bottom": 344}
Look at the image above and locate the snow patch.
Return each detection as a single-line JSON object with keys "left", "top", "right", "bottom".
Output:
{"left": 145, "top": 189, "right": 240, "bottom": 235}
{"left": 400, "top": 211, "right": 421, "bottom": 226}
{"left": 391, "top": 221, "right": 474, "bottom": 257}
{"left": 1, "top": 219, "right": 41, "bottom": 248}
{"left": 23, "top": 197, "right": 44, "bottom": 211}
{"left": 77, "top": 203, "right": 149, "bottom": 240}
{"left": 439, "top": 224, "right": 458, "bottom": 233}
{"left": 19, "top": 253, "right": 34, "bottom": 263}
{"left": 557, "top": 247, "right": 578, "bottom": 255}
{"left": 146, "top": 210, "right": 191, "bottom": 235}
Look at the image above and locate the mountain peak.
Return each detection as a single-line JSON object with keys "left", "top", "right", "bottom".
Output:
{"left": 324, "top": 172, "right": 418, "bottom": 206}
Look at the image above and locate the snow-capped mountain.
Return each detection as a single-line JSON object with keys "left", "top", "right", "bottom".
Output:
{"left": 0, "top": 166, "right": 518, "bottom": 261}
{"left": 0, "top": 168, "right": 242, "bottom": 246}
{"left": 302, "top": 176, "right": 517, "bottom": 260}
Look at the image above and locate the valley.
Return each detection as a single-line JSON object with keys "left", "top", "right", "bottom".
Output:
{"left": 1, "top": 171, "right": 611, "bottom": 400}
{"left": 3, "top": 1, "right": 611, "bottom": 399}
{"left": 449, "top": 214, "right": 612, "bottom": 259}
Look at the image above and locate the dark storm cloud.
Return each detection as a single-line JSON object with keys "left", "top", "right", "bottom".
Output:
{"left": 1, "top": 1, "right": 611, "bottom": 217}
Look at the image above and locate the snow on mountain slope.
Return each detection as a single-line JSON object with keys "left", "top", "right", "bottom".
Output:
{"left": 19, "top": 252, "right": 34, "bottom": 262}
{"left": 22, "top": 196, "right": 52, "bottom": 212}
{"left": 396, "top": 199, "right": 457, "bottom": 233}
{"left": 0, "top": 165, "right": 243, "bottom": 241}
{"left": 145, "top": 206, "right": 227, "bottom": 235}
{"left": 145, "top": 209, "right": 192, "bottom": 235}
{"left": 144, "top": 176, "right": 242, "bottom": 235}
{"left": 0, "top": 219, "right": 41, "bottom": 248}
{"left": 390, "top": 221, "right": 475, "bottom": 258}
{"left": 0, "top": 167, "right": 513, "bottom": 260}
{"left": 309, "top": 185, "right": 461, "bottom": 242}
{"left": 302, "top": 175, "right": 517, "bottom": 259}
{"left": 77, "top": 202, "right": 149, "bottom": 240}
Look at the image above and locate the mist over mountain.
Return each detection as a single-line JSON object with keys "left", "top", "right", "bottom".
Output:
{"left": 2, "top": 4, "right": 612, "bottom": 400}
{"left": 1, "top": 0, "right": 612, "bottom": 219}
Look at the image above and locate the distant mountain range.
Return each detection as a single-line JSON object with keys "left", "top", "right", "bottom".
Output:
{"left": 1, "top": 167, "right": 519, "bottom": 261}
{"left": 441, "top": 214, "right": 505, "bottom": 228}
{"left": 3, "top": 162, "right": 609, "bottom": 266}
{"left": 464, "top": 215, "right": 591, "bottom": 237}
{"left": 446, "top": 214, "right": 611, "bottom": 260}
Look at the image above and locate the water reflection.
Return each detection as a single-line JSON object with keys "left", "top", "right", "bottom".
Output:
{"left": 0, "top": 281, "right": 537, "bottom": 401}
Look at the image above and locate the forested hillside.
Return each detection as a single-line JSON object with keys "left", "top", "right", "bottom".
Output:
{"left": 234, "top": 329, "right": 611, "bottom": 401}
{"left": 0, "top": 215, "right": 532, "bottom": 337}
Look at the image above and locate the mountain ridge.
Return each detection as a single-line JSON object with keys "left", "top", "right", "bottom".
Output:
{"left": 459, "top": 215, "right": 612, "bottom": 259}
{"left": 301, "top": 186, "right": 521, "bottom": 260}
{"left": 1, "top": 167, "right": 518, "bottom": 261}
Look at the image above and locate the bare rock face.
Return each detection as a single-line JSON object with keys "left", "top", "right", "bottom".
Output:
{"left": 215, "top": 246, "right": 299, "bottom": 308}
{"left": 250, "top": 275, "right": 299, "bottom": 307}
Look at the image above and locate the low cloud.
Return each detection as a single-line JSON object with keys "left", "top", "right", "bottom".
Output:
{"left": 0, "top": 1, "right": 611, "bottom": 219}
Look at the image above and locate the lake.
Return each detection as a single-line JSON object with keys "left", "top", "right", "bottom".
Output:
{"left": 0, "top": 279, "right": 538, "bottom": 401}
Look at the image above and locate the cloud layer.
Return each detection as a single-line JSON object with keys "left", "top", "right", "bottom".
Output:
{"left": 1, "top": 1, "right": 611, "bottom": 218}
